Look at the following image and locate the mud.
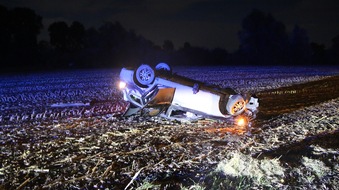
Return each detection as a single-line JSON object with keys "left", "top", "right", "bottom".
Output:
{"left": 256, "top": 75, "right": 339, "bottom": 119}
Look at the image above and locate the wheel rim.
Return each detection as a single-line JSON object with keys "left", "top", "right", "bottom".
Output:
{"left": 135, "top": 64, "right": 155, "bottom": 86}
{"left": 232, "top": 101, "right": 245, "bottom": 114}
{"left": 139, "top": 67, "right": 152, "bottom": 82}
{"left": 226, "top": 95, "right": 245, "bottom": 115}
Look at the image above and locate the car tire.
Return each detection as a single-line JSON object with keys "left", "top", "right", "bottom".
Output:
{"left": 134, "top": 64, "right": 155, "bottom": 87}
{"left": 155, "top": 62, "right": 171, "bottom": 73}
{"left": 226, "top": 95, "right": 245, "bottom": 115}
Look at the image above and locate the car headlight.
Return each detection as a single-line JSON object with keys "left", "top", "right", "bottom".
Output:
{"left": 119, "top": 81, "right": 127, "bottom": 89}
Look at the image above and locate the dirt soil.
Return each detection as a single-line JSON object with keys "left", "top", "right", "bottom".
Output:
{"left": 251, "top": 76, "right": 338, "bottom": 159}
{"left": 257, "top": 75, "right": 339, "bottom": 119}
{"left": 0, "top": 76, "right": 338, "bottom": 189}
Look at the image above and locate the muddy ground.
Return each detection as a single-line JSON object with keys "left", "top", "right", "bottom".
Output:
{"left": 0, "top": 74, "right": 338, "bottom": 189}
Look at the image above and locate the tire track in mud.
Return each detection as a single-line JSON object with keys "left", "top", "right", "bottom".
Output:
{"left": 255, "top": 75, "right": 339, "bottom": 120}
{"left": 249, "top": 76, "right": 339, "bottom": 166}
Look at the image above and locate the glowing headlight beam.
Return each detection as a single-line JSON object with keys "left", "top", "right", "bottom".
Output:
{"left": 119, "top": 81, "right": 127, "bottom": 89}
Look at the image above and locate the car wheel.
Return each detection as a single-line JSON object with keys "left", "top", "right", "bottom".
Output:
{"left": 134, "top": 64, "right": 155, "bottom": 86}
{"left": 155, "top": 62, "right": 171, "bottom": 73}
{"left": 226, "top": 95, "right": 245, "bottom": 115}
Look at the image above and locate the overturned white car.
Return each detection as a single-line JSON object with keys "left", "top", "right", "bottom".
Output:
{"left": 118, "top": 63, "right": 259, "bottom": 126}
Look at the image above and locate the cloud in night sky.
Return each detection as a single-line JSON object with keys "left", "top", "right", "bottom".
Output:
{"left": 1, "top": 0, "right": 339, "bottom": 51}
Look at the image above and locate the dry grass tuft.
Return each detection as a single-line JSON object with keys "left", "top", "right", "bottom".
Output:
{"left": 301, "top": 157, "right": 330, "bottom": 179}
{"left": 215, "top": 151, "right": 284, "bottom": 187}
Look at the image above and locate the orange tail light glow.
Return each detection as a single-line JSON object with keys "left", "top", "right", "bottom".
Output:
{"left": 235, "top": 115, "right": 248, "bottom": 128}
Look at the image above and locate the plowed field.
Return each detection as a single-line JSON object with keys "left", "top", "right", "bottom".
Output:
{"left": 0, "top": 67, "right": 338, "bottom": 189}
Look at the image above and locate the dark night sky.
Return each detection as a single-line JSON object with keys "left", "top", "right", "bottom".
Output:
{"left": 1, "top": 0, "right": 339, "bottom": 51}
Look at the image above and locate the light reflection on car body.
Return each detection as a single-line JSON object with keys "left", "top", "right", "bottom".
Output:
{"left": 119, "top": 63, "right": 259, "bottom": 126}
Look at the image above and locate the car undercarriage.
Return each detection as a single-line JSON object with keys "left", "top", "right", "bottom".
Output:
{"left": 119, "top": 63, "right": 259, "bottom": 126}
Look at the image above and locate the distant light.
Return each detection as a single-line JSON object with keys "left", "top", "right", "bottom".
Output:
{"left": 119, "top": 81, "right": 127, "bottom": 89}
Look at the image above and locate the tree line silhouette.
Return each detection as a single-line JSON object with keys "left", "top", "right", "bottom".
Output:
{"left": 0, "top": 5, "right": 338, "bottom": 73}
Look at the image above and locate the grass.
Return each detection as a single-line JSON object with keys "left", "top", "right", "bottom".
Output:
{"left": 215, "top": 151, "right": 285, "bottom": 187}
{"left": 301, "top": 157, "right": 330, "bottom": 179}
{"left": 136, "top": 180, "right": 160, "bottom": 190}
